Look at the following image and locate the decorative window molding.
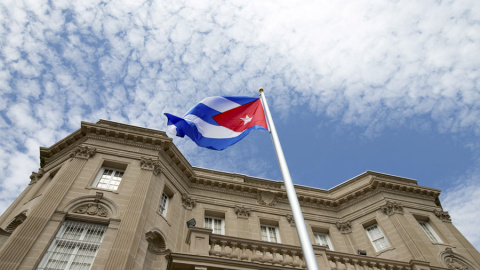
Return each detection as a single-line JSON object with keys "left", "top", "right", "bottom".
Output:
{"left": 441, "top": 247, "right": 477, "bottom": 270}
{"left": 37, "top": 220, "right": 107, "bottom": 270}
{"left": 70, "top": 145, "right": 96, "bottom": 159}
{"left": 181, "top": 193, "right": 196, "bottom": 210}
{"left": 73, "top": 193, "right": 108, "bottom": 218}
{"left": 365, "top": 224, "right": 391, "bottom": 252}
{"left": 61, "top": 192, "right": 119, "bottom": 220}
{"left": 234, "top": 205, "right": 251, "bottom": 218}
{"left": 145, "top": 229, "right": 170, "bottom": 255}
{"left": 260, "top": 224, "right": 281, "bottom": 243}
{"left": 158, "top": 193, "right": 170, "bottom": 217}
{"left": 204, "top": 216, "right": 225, "bottom": 235}
{"left": 418, "top": 221, "right": 442, "bottom": 243}
{"left": 92, "top": 168, "right": 124, "bottom": 191}
{"left": 336, "top": 221, "right": 352, "bottom": 234}
{"left": 1, "top": 211, "right": 28, "bottom": 235}
{"left": 314, "top": 232, "right": 334, "bottom": 250}
{"left": 434, "top": 209, "right": 452, "bottom": 222}
{"left": 380, "top": 201, "right": 404, "bottom": 216}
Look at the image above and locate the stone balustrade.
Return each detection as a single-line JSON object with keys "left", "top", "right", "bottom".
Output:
{"left": 208, "top": 233, "right": 307, "bottom": 268}
{"left": 184, "top": 227, "right": 447, "bottom": 270}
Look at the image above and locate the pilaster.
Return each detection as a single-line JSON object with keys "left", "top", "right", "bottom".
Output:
{"left": 380, "top": 201, "right": 425, "bottom": 261}
{"left": 336, "top": 221, "right": 357, "bottom": 253}
{"left": 0, "top": 146, "right": 95, "bottom": 270}
{"left": 104, "top": 157, "right": 160, "bottom": 270}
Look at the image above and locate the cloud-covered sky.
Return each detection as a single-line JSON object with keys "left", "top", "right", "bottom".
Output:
{"left": 1, "top": 0, "right": 479, "bottom": 250}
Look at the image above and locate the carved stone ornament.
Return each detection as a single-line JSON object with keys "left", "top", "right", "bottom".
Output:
{"left": 286, "top": 214, "right": 295, "bottom": 226}
{"left": 336, "top": 221, "right": 352, "bottom": 234}
{"left": 29, "top": 168, "right": 45, "bottom": 185}
{"left": 435, "top": 209, "right": 452, "bottom": 222}
{"left": 73, "top": 192, "right": 107, "bottom": 217}
{"left": 145, "top": 230, "right": 170, "bottom": 255}
{"left": 140, "top": 157, "right": 162, "bottom": 175}
{"left": 70, "top": 146, "right": 96, "bottom": 159}
{"left": 380, "top": 201, "right": 404, "bottom": 216}
{"left": 257, "top": 190, "right": 277, "bottom": 207}
{"left": 181, "top": 193, "right": 196, "bottom": 210}
{"left": 443, "top": 248, "right": 471, "bottom": 270}
{"left": 73, "top": 203, "right": 108, "bottom": 217}
{"left": 234, "top": 205, "right": 251, "bottom": 218}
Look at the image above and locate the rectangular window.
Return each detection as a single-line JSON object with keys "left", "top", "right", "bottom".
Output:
{"left": 314, "top": 232, "right": 333, "bottom": 250}
{"left": 418, "top": 221, "right": 442, "bottom": 243}
{"left": 38, "top": 220, "right": 107, "bottom": 270}
{"left": 261, "top": 225, "right": 281, "bottom": 243}
{"left": 158, "top": 193, "right": 169, "bottom": 217}
{"left": 365, "top": 224, "right": 390, "bottom": 252}
{"left": 93, "top": 168, "right": 124, "bottom": 191}
{"left": 204, "top": 217, "right": 225, "bottom": 235}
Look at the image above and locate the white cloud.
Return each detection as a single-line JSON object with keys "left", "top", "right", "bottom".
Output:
{"left": 442, "top": 163, "right": 480, "bottom": 251}
{"left": 0, "top": 0, "right": 479, "bottom": 253}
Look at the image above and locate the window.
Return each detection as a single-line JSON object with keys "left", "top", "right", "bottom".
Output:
{"left": 38, "top": 220, "right": 107, "bottom": 270}
{"left": 93, "top": 168, "right": 124, "bottom": 191}
{"left": 204, "top": 217, "right": 225, "bottom": 235}
{"left": 418, "top": 221, "right": 442, "bottom": 243}
{"left": 314, "top": 233, "right": 333, "bottom": 250}
{"left": 365, "top": 224, "right": 390, "bottom": 252}
{"left": 261, "top": 225, "right": 281, "bottom": 243}
{"left": 158, "top": 193, "right": 169, "bottom": 217}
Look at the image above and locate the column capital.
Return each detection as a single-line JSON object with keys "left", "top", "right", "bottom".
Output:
{"left": 70, "top": 145, "right": 96, "bottom": 159}
{"left": 380, "top": 201, "right": 404, "bottom": 216}
{"left": 336, "top": 221, "right": 352, "bottom": 234}
{"left": 140, "top": 157, "right": 162, "bottom": 175}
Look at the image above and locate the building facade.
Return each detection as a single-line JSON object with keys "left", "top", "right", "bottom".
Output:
{"left": 0, "top": 120, "right": 478, "bottom": 270}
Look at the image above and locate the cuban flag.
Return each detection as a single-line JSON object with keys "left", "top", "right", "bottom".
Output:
{"left": 164, "top": 96, "right": 269, "bottom": 150}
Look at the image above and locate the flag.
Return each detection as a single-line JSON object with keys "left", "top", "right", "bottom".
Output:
{"left": 165, "top": 96, "right": 269, "bottom": 150}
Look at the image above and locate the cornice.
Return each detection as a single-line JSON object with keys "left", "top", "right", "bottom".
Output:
{"left": 189, "top": 174, "right": 441, "bottom": 212}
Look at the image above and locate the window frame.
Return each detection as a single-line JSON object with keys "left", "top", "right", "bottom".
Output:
{"left": 418, "top": 221, "right": 442, "bottom": 243}
{"left": 158, "top": 192, "right": 170, "bottom": 217}
{"left": 37, "top": 220, "right": 107, "bottom": 270}
{"left": 260, "top": 224, "right": 281, "bottom": 243}
{"left": 365, "top": 224, "right": 391, "bottom": 252}
{"left": 92, "top": 167, "right": 124, "bottom": 191}
{"left": 313, "top": 232, "right": 334, "bottom": 250}
{"left": 204, "top": 216, "right": 225, "bottom": 235}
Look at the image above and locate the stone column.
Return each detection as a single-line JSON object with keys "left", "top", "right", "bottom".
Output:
{"left": 380, "top": 201, "right": 425, "bottom": 261}
{"left": 104, "top": 157, "right": 160, "bottom": 270}
{"left": 0, "top": 146, "right": 96, "bottom": 270}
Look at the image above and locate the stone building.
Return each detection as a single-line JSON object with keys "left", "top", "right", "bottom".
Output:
{"left": 0, "top": 120, "right": 478, "bottom": 270}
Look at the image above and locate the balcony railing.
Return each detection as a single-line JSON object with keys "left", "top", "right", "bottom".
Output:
{"left": 181, "top": 227, "right": 447, "bottom": 270}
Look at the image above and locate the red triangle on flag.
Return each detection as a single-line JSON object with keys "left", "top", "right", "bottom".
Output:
{"left": 213, "top": 99, "right": 268, "bottom": 132}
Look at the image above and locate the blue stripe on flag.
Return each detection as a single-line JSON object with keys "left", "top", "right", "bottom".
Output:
{"left": 184, "top": 103, "right": 222, "bottom": 126}
{"left": 165, "top": 112, "right": 266, "bottom": 150}
{"left": 223, "top": 96, "right": 259, "bottom": 105}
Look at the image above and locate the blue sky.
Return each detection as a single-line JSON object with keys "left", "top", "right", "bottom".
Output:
{"left": 1, "top": 0, "right": 479, "bottom": 250}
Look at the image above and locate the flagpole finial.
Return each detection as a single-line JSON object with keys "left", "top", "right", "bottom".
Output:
{"left": 259, "top": 88, "right": 264, "bottom": 93}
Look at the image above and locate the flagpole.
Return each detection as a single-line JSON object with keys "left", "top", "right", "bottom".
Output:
{"left": 259, "top": 88, "right": 319, "bottom": 270}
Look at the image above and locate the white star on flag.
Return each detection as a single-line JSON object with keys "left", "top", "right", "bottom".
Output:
{"left": 240, "top": 115, "right": 252, "bottom": 125}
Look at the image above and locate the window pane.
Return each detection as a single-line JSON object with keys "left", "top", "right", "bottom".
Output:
{"left": 38, "top": 221, "right": 107, "bottom": 270}
{"left": 261, "top": 226, "right": 268, "bottom": 241}
{"left": 95, "top": 168, "right": 124, "bottom": 191}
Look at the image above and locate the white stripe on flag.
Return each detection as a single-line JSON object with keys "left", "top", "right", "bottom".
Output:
{"left": 200, "top": 96, "right": 240, "bottom": 113}
{"left": 184, "top": 115, "right": 241, "bottom": 139}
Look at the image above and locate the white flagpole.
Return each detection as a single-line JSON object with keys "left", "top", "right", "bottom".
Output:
{"left": 259, "top": 88, "right": 319, "bottom": 270}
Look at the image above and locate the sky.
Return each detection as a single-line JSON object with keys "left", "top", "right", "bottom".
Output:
{"left": 0, "top": 0, "right": 479, "bottom": 251}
